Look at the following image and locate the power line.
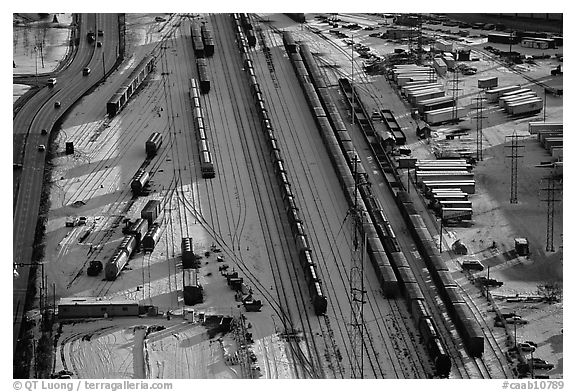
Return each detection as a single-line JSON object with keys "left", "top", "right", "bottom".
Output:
{"left": 505, "top": 132, "right": 525, "bottom": 204}
{"left": 473, "top": 91, "right": 486, "bottom": 161}
{"left": 540, "top": 175, "right": 562, "bottom": 252}
{"left": 347, "top": 157, "right": 367, "bottom": 378}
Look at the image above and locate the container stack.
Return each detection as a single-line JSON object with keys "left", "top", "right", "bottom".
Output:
{"left": 528, "top": 122, "right": 563, "bottom": 161}
{"left": 390, "top": 64, "right": 437, "bottom": 87}
{"left": 415, "top": 159, "right": 475, "bottom": 221}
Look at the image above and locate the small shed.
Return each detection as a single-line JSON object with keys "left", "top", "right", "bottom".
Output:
{"left": 58, "top": 297, "right": 139, "bottom": 319}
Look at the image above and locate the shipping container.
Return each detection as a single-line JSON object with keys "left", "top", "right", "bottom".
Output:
{"left": 433, "top": 58, "right": 447, "bottom": 76}
{"left": 477, "top": 77, "right": 498, "bottom": 89}
{"left": 410, "top": 89, "right": 445, "bottom": 104}
{"left": 422, "top": 180, "right": 476, "bottom": 195}
{"left": 485, "top": 85, "right": 521, "bottom": 103}
{"left": 424, "top": 107, "right": 468, "bottom": 125}
{"left": 507, "top": 98, "right": 543, "bottom": 115}
{"left": 499, "top": 92, "right": 537, "bottom": 108}
{"left": 528, "top": 121, "right": 562, "bottom": 134}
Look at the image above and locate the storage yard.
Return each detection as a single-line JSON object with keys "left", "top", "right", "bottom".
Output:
{"left": 13, "top": 13, "right": 563, "bottom": 380}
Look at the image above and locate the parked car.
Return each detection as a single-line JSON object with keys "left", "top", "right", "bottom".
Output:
{"left": 518, "top": 342, "right": 536, "bottom": 353}
{"left": 476, "top": 277, "right": 504, "bottom": 287}
{"left": 506, "top": 316, "right": 528, "bottom": 325}
{"left": 461, "top": 259, "right": 484, "bottom": 270}
{"left": 528, "top": 358, "right": 554, "bottom": 370}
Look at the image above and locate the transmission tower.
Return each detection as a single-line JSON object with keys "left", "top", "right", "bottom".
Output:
{"left": 416, "top": 14, "right": 423, "bottom": 65}
{"left": 473, "top": 91, "right": 486, "bottom": 161}
{"left": 348, "top": 158, "right": 366, "bottom": 379}
{"left": 449, "top": 66, "right": 462, "bottom": 123}
{"left": 505, "top": 132, "right": 524, "bottom": 204}
{"left": 540, "top": 175, "right": 562, "bottom": 252}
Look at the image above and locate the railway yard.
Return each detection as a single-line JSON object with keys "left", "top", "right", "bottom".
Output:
{"left": 13, "top": 13, "right": 563, "bottom": 380}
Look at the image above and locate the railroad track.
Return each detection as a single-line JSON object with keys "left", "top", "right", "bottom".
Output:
{"left": 255, "top": 16, "right": 437, "bottom": 379}
{"left": 213, "top": 13, "right": 321, "bottom": 378}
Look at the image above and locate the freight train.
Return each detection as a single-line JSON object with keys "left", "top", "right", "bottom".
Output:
{"left": 396, "top": 191, "right": 484, "bottom": 357}
{"left": 196, "top": 58, "right": 210, "bottom": 93}
{"left": 190, "top": 22, "right": 205, "bottom": 58}
{"left": 200, "top": 23, "right": 215, "bottom": 56}
{"left": 239, "top": 13, "right": 256, "bottom": 46}
{"left": 286, "top": 34, "right": 453, "bottom": 377}
{"left": 104, "top": 197, "right": 166, "bottom": 279}
{"left": 189, "top": 78, "right": 215, "bottom": 178}
{"left": 232, "top": 14, "right": 327, "bottom": 315}
{"left": 106, "top": 55, "right": 155, "bottom": 117}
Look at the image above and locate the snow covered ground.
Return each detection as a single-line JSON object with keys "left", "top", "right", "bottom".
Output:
{"left": 13, "top": 14, "right": 74, "bottom": 103}
{"left": 16, "top": 12, "right": 563, "bottom": 380}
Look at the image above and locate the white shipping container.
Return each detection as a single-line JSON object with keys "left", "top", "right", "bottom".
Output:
{"left": 434, "top": 58, "right": 448, "bottom": 75}
{"left": 425, "top": 107, "right": 469, "bottom": 124}
{"left": 507, "top": 98, "right": 543, "bottom": 115}
{"left": 397, "top": 76, "right": 437, "bottom": 86}
{"left": 403, "top": 83, "right": 444, "bottom": 95}
{"left": 500, "top": 93, "right": 537, "bottom": 108}
{"left": 406, "top": 87, "right": 444, "bottom": 99}
{"left": 485, "top": 85, "right": 522, "bottom": 103}
{"left": 411, "top": 90, "right": 445, "bottom": 104}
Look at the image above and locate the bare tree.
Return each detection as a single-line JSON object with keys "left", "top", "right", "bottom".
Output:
{"left": 537, "top": 281, "right": 562, "bottom": 303}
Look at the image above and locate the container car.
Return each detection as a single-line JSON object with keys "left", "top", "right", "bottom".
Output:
{"left": 106, "top": 56, "right": 155, "bottom": 117}
{"left": 126, "top": 218, "right": 148, "bottom": 245}
{"left": 183, "top": 268, "right": 203, "bottom": 305}
{"left": 105, "top": 248, "right": 130, "bottom": 280}
{"left": 145, "top": 132, "right": 163, "bottom": 158}
{"left": 131, "top": 169, "right": 150, "bottom": 195}
{"left": 142, "top": 223, "right": 162, "bottom": 252}
{"left": 141, "top": 199, "right": 162, "bottom": 224}
{"left": 181, "top": 237, "right": 197, "bottom": 268}
{"left": 201, "top": 24, "right": 215, "bottom": 57}
{"left": 118, "top": 234, "right": 137, "bottom": 257}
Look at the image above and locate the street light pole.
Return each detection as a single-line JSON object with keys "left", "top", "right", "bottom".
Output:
{"left": 34, "top": 46, "right": 39, "bottom": 87}
{"left": 543, "top": 89, "right": 547, "bottom": 122}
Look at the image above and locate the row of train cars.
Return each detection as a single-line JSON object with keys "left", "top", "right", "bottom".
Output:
{"left": 232, "top": 13, "right": 329, "bottom": 315}
{"left": 282, "top": 30, "right": 485, "bottom": 377}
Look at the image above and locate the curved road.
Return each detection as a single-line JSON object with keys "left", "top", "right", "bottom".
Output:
{"left": 13, "top": 13, "right": 121, "bottom": 357}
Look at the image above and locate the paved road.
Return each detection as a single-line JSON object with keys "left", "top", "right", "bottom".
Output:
{"left": 13, "top": 13, "right": 121, "bottom": 357}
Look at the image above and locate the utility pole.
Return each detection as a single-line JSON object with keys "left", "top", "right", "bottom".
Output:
{"left": 473, "top": 91, "right": 486, "bottom": 161}
{"left": 351, "top": 32, "right": 354, "bottom": 127}
{"left": 348, "top": 158, "right": 366, "bottom": 379}
{"left": 505, "top": 131, "right": 524, "bottom": 204}
{"left": 540, "top": 175, "right": 561, "bottom": 252}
